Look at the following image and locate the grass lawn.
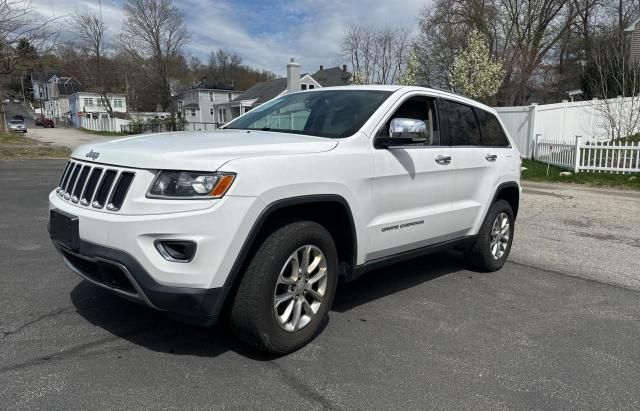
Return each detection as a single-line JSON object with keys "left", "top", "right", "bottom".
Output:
{"left": 0, "top": 132, "right": 71, "bottom": 160}
{"left": 80, "top": 128, "right": 127, "bottom": 137}
{"left": 522, "top": 159, "right": 640, "bottom": 190}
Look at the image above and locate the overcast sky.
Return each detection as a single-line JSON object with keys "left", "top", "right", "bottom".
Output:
{"left": 31, "top": 0, "right": 427, "bottom": 76}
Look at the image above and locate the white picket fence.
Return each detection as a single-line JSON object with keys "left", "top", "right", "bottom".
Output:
{"left": 534, "top": 136, "right": 640, "bottom": 173}
{"left": 80, "top": 117, "right": 130, "bottom": 133}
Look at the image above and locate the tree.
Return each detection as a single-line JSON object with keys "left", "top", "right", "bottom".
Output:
{"left": 72, "top": 10, "right": 114, "bottom": 116}
{"left": 341, "top": 25, "right": 410, "bottom": 84}
{"left": 0, "top": 0, "right": 58, "bottom": 75}
{"left": 451, "top": 29, "right": 505, "bottom": 101}
{"left": 120, "top": 0, "right": 190, "bottom": 111}
{"left": 396, "top": 48, "right": 419, "bottom": 86}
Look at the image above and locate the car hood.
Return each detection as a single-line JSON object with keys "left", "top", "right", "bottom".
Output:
{"left": 71, "top": 129, "right": 339, "bottom": 170}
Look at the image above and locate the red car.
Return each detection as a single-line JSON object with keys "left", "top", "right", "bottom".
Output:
{"left": 42, "top": 118, "right": 54, "bottom": 128}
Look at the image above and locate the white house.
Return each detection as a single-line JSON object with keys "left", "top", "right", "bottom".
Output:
{"left": 43, "top": 76, "right": 81, "bottom": 124}
{"left": 69, "top": 92, "right": 128, "bottom": 128}
{"left": 174, "top": 84, "right": 243, "bottom": 126}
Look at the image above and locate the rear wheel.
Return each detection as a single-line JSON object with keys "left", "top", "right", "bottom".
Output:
{"left": 465, "top": 199, "right": 514, "bottom": 271}
{"left": 229, "top": 221, "right": 338, "bottom": 354}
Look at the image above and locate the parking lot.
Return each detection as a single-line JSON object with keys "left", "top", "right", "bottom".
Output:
{"left": 1, "top": 160, "right": 640, "bottom": 409}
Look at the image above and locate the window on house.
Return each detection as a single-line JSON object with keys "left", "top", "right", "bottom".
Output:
{"left": 301, "top": 84, "right": 307, "bottom": 90}
{"left": 210, "top": 107, "right": 214, "bottom": 116}
{"left": 209, "top": 91, "right": 214, "bottom": 102}
{"left": 218, "top": 108, "right": 226, "bottom": 123}
{"left": 190, "top": 109, "right": 196, "bottom": 117}
{"left": 113, "top": 98, "right": 123, "bottom": 108}
{"left": 309, "top": 85, "right": 315, "bottom": 89}
{"left": 96, "top": 98, "right": 103, "bottom": 107}
{"left": 84, "top": 98, "right": 93, "bottom": 107}
{"left": 178, "top": 101, "right": 183, "bottom": 110}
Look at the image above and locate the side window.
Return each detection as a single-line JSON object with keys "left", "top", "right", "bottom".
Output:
{"left": 474, "top": 108, "right": 509, "bottom": 147}
{"left": 439, "top": 99, "right": 481, "bottom": 146}
{"left": 375, "top": 96, "right": 441, "bottom": 146}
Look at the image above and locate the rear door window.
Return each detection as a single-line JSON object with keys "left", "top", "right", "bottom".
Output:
{"left": 474, "top": 108, "right": 510, "bottom": 147}
{"left": 438, "top": 99, "right": 481, "bottom": 146}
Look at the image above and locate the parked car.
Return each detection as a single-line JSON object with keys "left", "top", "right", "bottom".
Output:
{"left": 35, "top": 117, "right": 44, "bottom": 126}
{"left": 43, "top": 118, "right": 55, "bottom": 128}
{"left": 8, "top": 119, "right": 27, "bottom": 133}
{"left": 48, "top": 86, "right": 521, "bottom": 354}
{"left": 2, "top": 99, "right": 9, "bottom": 104}
{"left": 13, "top": 98, "right": 20, "bottom": 103}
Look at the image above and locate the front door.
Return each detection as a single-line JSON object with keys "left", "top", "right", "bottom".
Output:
{"left": 366, "top": 94, "right": 458, "bottom": 261}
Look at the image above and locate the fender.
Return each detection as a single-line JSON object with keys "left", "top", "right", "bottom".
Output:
{"left": 222, "top": 194, "right": 358, "bottom": 290}
{"left": 487, "top": 181, "right": 520, "bottom": 219}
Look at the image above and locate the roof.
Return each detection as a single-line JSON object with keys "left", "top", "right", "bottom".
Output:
{"left": 312, "top": 66, "right": 352, "bottom": 87}
{"left": 57, "top": 78, "right": 81, "bottom": 96}
{"left": 232, "top": 78, "right": 288, "bottom": 105}
{"left": 626, "top": 17, "right": 640, "bottom": 32}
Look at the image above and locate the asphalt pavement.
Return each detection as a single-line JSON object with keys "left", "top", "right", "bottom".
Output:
{"left": 1, "top": 160, "right": 640, "bottom": 410}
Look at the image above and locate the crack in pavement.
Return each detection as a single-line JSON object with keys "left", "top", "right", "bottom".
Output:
{"left": 0, "top": 327, "right": 152, "bottom": 375}
{"left": 0, "top": 307, "right": 76, "bottom": 340}
{"left": 269, "top": 361, "right": 337, "bottom": 409}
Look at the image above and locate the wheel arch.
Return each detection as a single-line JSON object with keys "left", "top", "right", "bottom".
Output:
{"left": 492, "top": 182, "right": 520, "bottom": 218}
{"left": 223, "top": 194, "right": 358, "bottom": 291}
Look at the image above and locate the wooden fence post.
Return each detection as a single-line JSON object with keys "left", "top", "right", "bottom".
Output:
{"left": 574, "top": 135, "right": 582, "bottom": 173}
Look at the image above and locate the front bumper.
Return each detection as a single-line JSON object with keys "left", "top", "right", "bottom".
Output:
{"left": 52, "top": 238, "right": 228, "bottom": 326}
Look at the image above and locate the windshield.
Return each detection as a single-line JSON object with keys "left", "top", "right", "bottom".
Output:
{"left": 10, "top": 120, "right": 23, "bottom": 124}
{"left": 225, "top": 90, "right": 392, "bottom": 138}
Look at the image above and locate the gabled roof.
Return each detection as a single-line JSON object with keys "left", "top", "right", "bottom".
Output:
{"left": 232, "top": 78, "right": 287, "bottom": 106}
{"left": 312, "top": 66, "right": 351, "bottom": 87}
{"left": 57, "top": 78, "right": 81, "bottom": 96}
{"left": 626, "top": 17, "right": 640, "bottom": 32}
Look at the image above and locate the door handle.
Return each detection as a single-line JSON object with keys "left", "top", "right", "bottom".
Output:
{"left": 485, "top": 154, "right": 498, "bottom": 162}
{"left": 435, "top": 155, "right": 452, "bottom": 165}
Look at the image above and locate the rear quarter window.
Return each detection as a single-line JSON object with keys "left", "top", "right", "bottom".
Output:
{"left": 474, "top": 108, "right": 510, "bottom": 147}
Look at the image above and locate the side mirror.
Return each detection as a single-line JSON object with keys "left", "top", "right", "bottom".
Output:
{"left": 376, "top": 118, "right": 428, "bottom": 148}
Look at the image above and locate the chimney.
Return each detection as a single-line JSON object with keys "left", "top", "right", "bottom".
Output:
{"left": 342, "top": 64, "right": 347, "bottom": 72}
{"left": 286, "top": 58, "right": 301, "bottom": 94}
{"left": 320, "top": 65, "right": 324, "bottom": 71}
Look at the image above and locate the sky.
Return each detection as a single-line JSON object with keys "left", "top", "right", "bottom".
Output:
{"left": 31, "top": 0, "right": 428, "bottom": 76}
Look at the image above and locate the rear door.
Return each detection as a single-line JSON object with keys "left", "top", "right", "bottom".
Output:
{"left": 366, "top": 93, "right": 457, "bottom": 261}
{"left": 438, "top": 99, "right": 510, "bottom": 235}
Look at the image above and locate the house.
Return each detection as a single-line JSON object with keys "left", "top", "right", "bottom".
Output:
{"left": 312, "top": 65, "right": 352, "bottom": 87}
{"left": 217, "top": 60, "right": 351, "bottom": 123}
{"left": 30, "top": 71, "right": 58, "bottom": 102}
{"left": 174, "top": 82, "right": 244, "bottom": 126}
{"left": 626, "top": 18, "right": 640, "bottom": 63}
{"left": 43, "top": 76, "right": 81, "bottom": 123}
{"left": 68, "top": 92, "right": 128, "bottom": 127}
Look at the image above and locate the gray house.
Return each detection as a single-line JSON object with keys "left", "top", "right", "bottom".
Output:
{"left": 217, "top": 60, "right": 352, "bottom": 123}
{"left": 626, "top": 18, "right": 640, "bottom": 63}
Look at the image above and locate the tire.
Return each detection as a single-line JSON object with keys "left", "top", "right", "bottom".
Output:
{"left": 465, "top": 199, "right": 515, "bottom": 272}
{"left": 229, "top": 221, "right": 338, "bottom": 354}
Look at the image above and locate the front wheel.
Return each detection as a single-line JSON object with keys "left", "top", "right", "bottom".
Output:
{"left": 229, "top": 221, "right": 338, "bottom": 354}
{"left": 465, "top": 199, "right": 515, "bottom": 272}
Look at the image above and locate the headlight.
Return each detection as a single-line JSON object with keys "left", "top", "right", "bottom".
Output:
{"left": 147, "top": 171, "right": 236, "bottom": 199}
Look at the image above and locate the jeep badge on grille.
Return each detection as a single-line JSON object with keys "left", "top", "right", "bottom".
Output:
{"left": 85, "top": 150, "right": 100, "bottom": 160}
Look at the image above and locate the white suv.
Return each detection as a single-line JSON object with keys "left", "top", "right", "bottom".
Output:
{"left": 49, "top": 86, "right": 521, "bottom": 353}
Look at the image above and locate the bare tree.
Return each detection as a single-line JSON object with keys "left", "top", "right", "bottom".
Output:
{"left": 583, "top": 31, "right": 640, "bottom": 139}
{"left": 341, "top": 25, "right": 410, "bottom": 84}
{"left": 207, "top": 49, "right": 242, "bottom": 87}
{"left": 120, "top": 0, "right": 190, "bottom": 111}
{"left": 0, "top": 1, "right": 58, "bottom": 75}
{"left": 71, "top": 9, "right": 114, "bottom": 116}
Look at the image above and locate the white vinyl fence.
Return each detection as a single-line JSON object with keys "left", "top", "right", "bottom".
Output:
{"left": 496, "top": 97, "right": 640, "bottom": 158}
{"left": 535, "top": 136, "right": 640, "bottom": 174}
{"left": 80, "top": 117, "right": 130, "bottom": 133}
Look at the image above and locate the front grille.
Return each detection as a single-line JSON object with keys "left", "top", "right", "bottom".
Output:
{"left": 56, "top": 160, "right": 135, "bottom": 212}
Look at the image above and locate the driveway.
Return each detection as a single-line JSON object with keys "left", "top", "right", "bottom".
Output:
{"left": 3, "top": 102, "right": 110, "bottom": 149}
{"left": 1, "top": 161, "right": 639, "bottom": 409}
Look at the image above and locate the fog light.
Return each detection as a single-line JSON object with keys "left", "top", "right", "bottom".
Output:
{"left": 154, "top": 240, "right": 197, "bottom": 263}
